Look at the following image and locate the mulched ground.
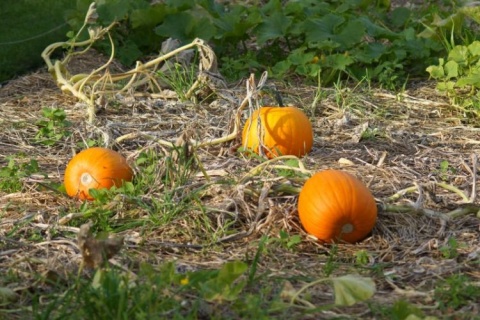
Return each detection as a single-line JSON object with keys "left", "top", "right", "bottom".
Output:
{"left": 1, "top": 47, "right": 479, "bottom": 319}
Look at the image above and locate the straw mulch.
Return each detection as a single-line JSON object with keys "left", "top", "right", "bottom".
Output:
{"left": 1, "top": 50, "right": 479, "bottom": 318}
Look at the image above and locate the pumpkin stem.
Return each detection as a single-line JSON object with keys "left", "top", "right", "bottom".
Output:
{"left": 341, "top": 223, "right": 354, "bottom": 234}
{"left": 80, "top": 172, "right": 94, "bottom": 186}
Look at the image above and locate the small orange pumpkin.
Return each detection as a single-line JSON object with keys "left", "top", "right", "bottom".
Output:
{"left": 298, "top": 170, "right": 377, "bottom": 243}
{"left": 64, "top": 147, "right": 133, "bottom": 200}
{"left": 242, "top": 106, "right": 313, "bottom": 159}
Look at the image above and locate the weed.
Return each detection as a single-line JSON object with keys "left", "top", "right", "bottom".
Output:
{"left": 34, "top": 107, "right": 71, "bottom": 146}
{"left": 0, "top": 157, "right": 39, "bottom": 192}
{"left": 323, "top": 244, "right": 339, "bottom": 277}
{"left": 156, "top": 57, "right": 197, "bottom": 101}
{"left": 434, "top": 274, "right": 480, "bottom": 311}
{"left": 266, "top": 230, "right": 302, "bottom": 251}
{"left": 439, "top": 237, "right": 462, "bottom": 259}
{"left": 369, "top": 299, "right": 424, "bottom": 320}
{"left": 354, "top": 250, "right": 371, "bottom": 266}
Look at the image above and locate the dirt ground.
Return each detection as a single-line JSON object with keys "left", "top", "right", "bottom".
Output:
{"left": 1, "top": 47, "right": 480, "bottom": 319}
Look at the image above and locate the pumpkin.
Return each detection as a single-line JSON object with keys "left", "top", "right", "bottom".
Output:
{"left": 297, "top": 170, "right": 377, "bottom": 243}
{"left": 242, "top": 106, "right": 313, "bottom": 159}
{"left": 64, "top": 147, "right": 133, "bottom": 200}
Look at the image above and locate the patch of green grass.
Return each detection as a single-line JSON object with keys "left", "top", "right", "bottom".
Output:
{"left": 0, "top": 156, "right": 39, "bottom": 193}
{"left": 434, "top": 274, "right": 480, "bottom": 311}
{"left": 368, "top": 299, "right": 425, "bottom": 320}
{"left": 156, "top": 54, "right": 198, "bottom": 102}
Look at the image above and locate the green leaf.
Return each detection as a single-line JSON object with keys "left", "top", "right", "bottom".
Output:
{"left": 456, "top": 72, "right": 480, "bottom": 88}
{"left": 335, "top": 19, "right": 366, "bottom": 48}
{"left": 255, "top": 11, "right": 292, "bottom": 44}
{"left": 444, "top": 60, "right": 458, "bottom": 79}
{"left": 116, "top": 40, "right": 143, "bottom": 66}
{"left": 426, "top": 64, "right": 444, "bottom": 79}
{"left": 96, "top": 0, "right": 135, "bottom": 24}
{"left": 448, "top": 45, "right": 469, "bottom": 66}
{"left": 324, "top": 53, "right": 354, "bottom": 71}
{"left": 390, "top": 7, "right": 411, "bottom": 27}
{"left": 199, "top": 261, "right": 248, "bottom": 302}
{"left": 468, "top": 41, "right": 480, "bottom": 58}
{"left": 155, "top": 12, "right": 216, "bottom": 42}
{"left": 331, "top": 275, "right": 376, "bottom": 306}
{"left": 304, "top": 14, "right": 345, "bottom": 44}
{"left": 217, "top": 261, "right": 248, "bottom": 284}
{"left": 130, "top": 4, "right": 168, "bottom": 29}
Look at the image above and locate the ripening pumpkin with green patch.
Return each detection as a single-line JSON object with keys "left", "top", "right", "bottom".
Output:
{"left": 64, "top": 147, "right": 133, "bottom": 201}
{"left": 298, "top": 170, "right": 377, "bottom": 243}
{"left": 242, "top": 106, "right": 313, "bottom": 159}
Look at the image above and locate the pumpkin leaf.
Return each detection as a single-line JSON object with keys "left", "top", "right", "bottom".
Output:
{"left": 331, "top": 275, "right": 376, "bottom": 306}
{"left": 255, "top": 10, "right": 292, "bottom": 45}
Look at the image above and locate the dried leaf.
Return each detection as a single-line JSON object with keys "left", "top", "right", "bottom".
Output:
{"left": 77, "top": 222, "right": 124, "bottom": 269}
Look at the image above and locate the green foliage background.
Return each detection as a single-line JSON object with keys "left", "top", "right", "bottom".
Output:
{"left": 0, "top": 0, "right": 75, "bottom": 83}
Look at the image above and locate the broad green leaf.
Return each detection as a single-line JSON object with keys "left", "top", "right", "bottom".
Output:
{"left": 468, "top": 41, "right": 480, "bottom": 58}
{"left": 96, "top": 0, "right": 141, "bottom": 24}
{"left": 199, "top": 261, "right": 248, "bottom": 302}
{"left": 217, "top": 261, "right": 248, "bottom": 284}
{"left": 390, "top": 7, "right": 410, "bottom": 27}
{"left": 436, "top": 81, "right": 455, "bottom": 92}
{"left": 354, "top": 42, "right": 387, "bottom": 63}
{"left": 164, "top": 0, "right": 194, "bottom": 10}
{"left": 426, "top": 65, "right": 444, "bottom": 79}
{"left": 324, "top": 53, "right": 354, "bottom": 71}
{"left": 357, "top": 16, "right": 398, "bottom": 40}
{"left": 448, "top": 45, "right": 469, "bottom": 66}
{"left": 116, "top": 40, "right": 143, "bottom": 66}
{"left": 335, "top": 19, "right": 365, "bottom": 48}
{"left": 130, "top": 4, "right": 168, "bottom": 29}
{"left": 331, "top": 275, "right": 375, "bottom": 306}
{"left": 456, "top": 73, "right": 480, "bottom": 88}
{"left": 304, "top": 14, "right": 345, "bottom": 44}
{"left": 255, "top": 11, "right": 292, "bottom": 44}
{"left": 154, "top": 12, "right": 216, "bottom": 42}
{"left": 271, "top": 59, "right": 293, "bottom": 77}
{"left": 444, "top": 60, "right": 458, "bottom": 79}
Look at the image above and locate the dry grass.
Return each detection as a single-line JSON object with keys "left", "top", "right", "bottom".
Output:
{"left": 1, "top": 50, "right": 480, "bottom": 318}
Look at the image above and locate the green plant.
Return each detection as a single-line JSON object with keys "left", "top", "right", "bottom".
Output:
{"left": 323, "top": 244, "right": 339, "bottom": 277}
{"left": 439, "top": 237, "right": 461, "bottom": 259}
{"left": 354, "top": 250, "right": 371, "bottom": 266}
{"left": 0, "top": 157, "right": 39, "bottom": 192}
{"left": 266, "top": 230, "right": 302, "bottom": 251}
{"left": 434, "top": 274, "right": 480, "bottom": 311}
{"left": 34, "top": 107, "right": 72, "bottom": 146}
{"left": 426, "top": 41, "right": 480, "bottom": 113}
{"left": 61, "top": 0, "right": 452, "bottom": 89}
{"left": 369, "top": 299, "right": 425, "bottom": 320}
{"left": 156, "top": 56, "right": 198, "bottom": 101}
{"left": 437, "top": 160, "right": 456, "bottom": 181}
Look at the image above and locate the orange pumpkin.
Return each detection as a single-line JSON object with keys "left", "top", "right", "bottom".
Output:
{"left": 298, "top": 170, "right": 377, "bottom": 243}
{"left": 242, "top": 106, "right": 313, "bottom": 159}
{"left": 64, "top": 147, "right": 133, "bottom": 200}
